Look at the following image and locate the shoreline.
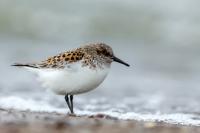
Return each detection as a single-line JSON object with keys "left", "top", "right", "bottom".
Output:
{"left": 0, "top": 108, "right": 200, "bottom": 133}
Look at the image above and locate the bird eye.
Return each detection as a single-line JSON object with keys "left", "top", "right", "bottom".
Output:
{"left": 97, "top": 49, "right": 110, "bottom": 57}
{"left": 105, "top": 52, "right": 110, "bottom": 56}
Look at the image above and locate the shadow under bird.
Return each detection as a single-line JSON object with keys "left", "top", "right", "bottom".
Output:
{"left": 12, "top": 43, "right": 130, "bottom": 114}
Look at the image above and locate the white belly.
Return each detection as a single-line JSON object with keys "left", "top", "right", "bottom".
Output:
{"left": 26, "top": 62, "right": 110, "bottom": 95}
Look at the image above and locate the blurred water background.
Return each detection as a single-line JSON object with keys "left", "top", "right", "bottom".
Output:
{"left": 0, "top": 0, "right": 200, "bottom": 125}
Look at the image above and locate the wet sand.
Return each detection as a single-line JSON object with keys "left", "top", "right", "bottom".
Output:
{"left": 0, "top": 108, "right": 200, "bottom": 133}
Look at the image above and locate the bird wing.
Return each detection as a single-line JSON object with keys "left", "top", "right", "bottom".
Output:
{"left": 13, "top": 49, "right": 85, "bottom": 69}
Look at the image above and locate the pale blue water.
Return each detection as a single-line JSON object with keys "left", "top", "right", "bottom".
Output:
{"left": 0, "top": 0, "right": 200, "bottom": 125}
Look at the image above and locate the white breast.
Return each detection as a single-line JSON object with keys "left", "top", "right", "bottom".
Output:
{"left": 26, "top": 62, "right": 110, "bottom": 95}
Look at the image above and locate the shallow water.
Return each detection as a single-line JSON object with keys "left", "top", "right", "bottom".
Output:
{"left": 0, "top": 0, "right": 200, "bottom": 126}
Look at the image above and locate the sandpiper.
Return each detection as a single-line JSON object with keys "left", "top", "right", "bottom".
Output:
{"left": 12, "top": 43, "right": 130, "bottom": 114}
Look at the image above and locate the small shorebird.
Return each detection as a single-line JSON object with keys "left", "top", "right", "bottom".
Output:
{"left": 12, "top": 43, "right": 130, "bottom": 114}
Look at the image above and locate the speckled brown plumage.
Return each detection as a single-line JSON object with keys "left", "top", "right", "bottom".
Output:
{"left": 26, "top": 42, "right": 115, "bottom": 69}
{"left": 12, "top": 43, "right": 116, "bottom": 69}
{"left": 38, "top": 48, "right": 85, "bottom": 68}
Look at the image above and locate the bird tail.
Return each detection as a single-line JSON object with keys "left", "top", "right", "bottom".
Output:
{"left": 11, "top": 63, "right": 38, "bottom": 68}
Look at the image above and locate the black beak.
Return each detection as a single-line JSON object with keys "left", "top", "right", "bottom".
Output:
{"left": 113, "top": 56, "right": 130, "bottom": 67}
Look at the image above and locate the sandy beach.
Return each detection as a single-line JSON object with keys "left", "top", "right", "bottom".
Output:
{"left": 0, "top": 108, "right": 199, "bottom": 133}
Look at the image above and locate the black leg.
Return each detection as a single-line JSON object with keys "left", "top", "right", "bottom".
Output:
{"left": 70, "top": 95, "right": 74, "bottom": 114}
{"left": 65, "top": 95, "right": 72, "bottom": 113}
